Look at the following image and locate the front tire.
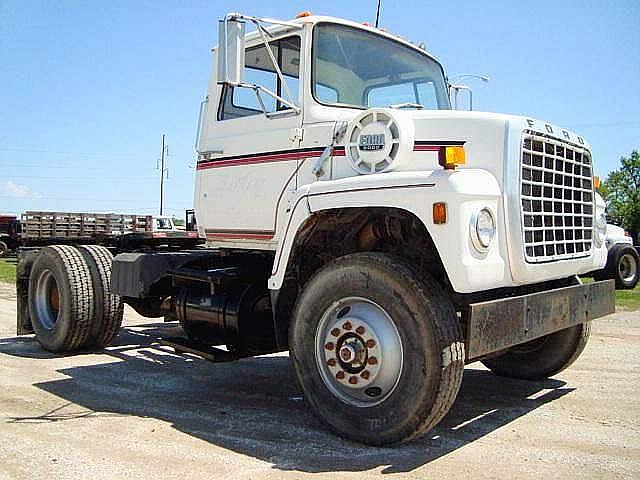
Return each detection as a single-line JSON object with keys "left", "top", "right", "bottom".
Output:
{"left": 290, "top": 253, "right": 465, "bottom": 446}
{"left": 481, "top": 322, "right": 591, "bottom": 380}
{"left": 613, "top": 245, "right": 639, "bottom": 290}
{"left": 595, "top": 244, "right": 639, "bottom": 290}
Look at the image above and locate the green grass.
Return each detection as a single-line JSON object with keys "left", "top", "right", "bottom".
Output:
{"left": 0, "top": 255, "right": 637, "bottom": 310}
{"left": 614, "top": 284, "right": 640, "bottom": 311}
{"left": 0, "top": 257, "right": 16, "bottom": 284}
{"left": 581, "top": 276, "right": 639, "bottom": 311}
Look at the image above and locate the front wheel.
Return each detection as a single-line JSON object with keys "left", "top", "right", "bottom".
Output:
{"left": 290, "top": 253, "right": 465, "bottom": 446}
{"left": 481, "top": 322, "right": 591, "bottom": 380}
{"left": 614, "top": 245, "right": 639, "bottom": 290}
{"left": 595, "top": 244, "right": 639, "bottom": 290}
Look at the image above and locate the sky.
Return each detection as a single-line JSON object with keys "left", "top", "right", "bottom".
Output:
{"left": 0, "top": 0, "right": 638, "bottom": 217}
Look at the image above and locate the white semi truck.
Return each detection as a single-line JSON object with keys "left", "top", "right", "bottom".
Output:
{"left": 16, "top": 13, "right": 615, "bottom": 445}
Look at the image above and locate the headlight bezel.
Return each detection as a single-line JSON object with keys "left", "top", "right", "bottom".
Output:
{"left": 470, "top": 207, "right": 496, "bottom": 252}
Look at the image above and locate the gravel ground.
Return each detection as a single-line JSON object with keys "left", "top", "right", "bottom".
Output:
{"left": 0, "top": 282, "right": 638, "bottom": 479}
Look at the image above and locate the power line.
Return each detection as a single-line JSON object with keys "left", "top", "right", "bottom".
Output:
{"left": 567, "top": 121, "right": 640, "bottom": 128}
{"left": 0, "top": 147, "right": 143, "bottom": 160}
{"left": 5, "top": 176, "right": 157, "bottom": 181}
{"left": 0, "top": 163, "right": 144, "bottom": 170}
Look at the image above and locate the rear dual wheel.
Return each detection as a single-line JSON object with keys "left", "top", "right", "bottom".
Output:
{"left": 290, "top": 253, "right": 465, "bottom": 446}
{"left": 29, "top": 246, "right": 95, "bottom": 352}
{"left": 28, "top": 245, "right": 123, "bottom": 353}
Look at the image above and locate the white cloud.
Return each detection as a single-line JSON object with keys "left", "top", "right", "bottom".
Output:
{"left": 2, "top": 181, "right": 41, "bottom": 199}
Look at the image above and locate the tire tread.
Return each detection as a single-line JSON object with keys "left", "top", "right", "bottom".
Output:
{"left": 78, "top": 245, "right": 123, "bottom": 347}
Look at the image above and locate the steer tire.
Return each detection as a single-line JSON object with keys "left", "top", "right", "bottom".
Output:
{"left": 28, "top": 245, "right": 94, "bottom": 352}
{"left": 78, "top": 245, "right": 124, "bottom": 348}
{"left": 290, "top": 252, "right": 465, "bottom": 446}
{"left": 482, "top": 322, "right": 591, "bottom": 380}
{"left": 609, "top": 245, "right": 639, "bottom": 290}
{"left": 0, "top": 241, "right": 8, "bottom": 257}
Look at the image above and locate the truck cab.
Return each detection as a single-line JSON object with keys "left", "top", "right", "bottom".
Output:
{"left": 195, "top": 14, "right": 608, "bottom": 294}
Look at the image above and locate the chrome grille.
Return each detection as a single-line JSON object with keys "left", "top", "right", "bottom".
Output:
{"left": 520, "top": 131, "right": 593, "bottom": 263}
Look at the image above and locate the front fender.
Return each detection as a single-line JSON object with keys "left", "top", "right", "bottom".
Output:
{"left": 268, "top": 169, "right": 509, "bottom": 294}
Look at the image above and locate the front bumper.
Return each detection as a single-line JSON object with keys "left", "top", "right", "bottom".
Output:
{"left": 466, "top": 280, "right": 615, "bottom": 361}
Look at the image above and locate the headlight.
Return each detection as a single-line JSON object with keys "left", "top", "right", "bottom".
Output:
{"left": 470, "top": 208, "right": 496, "bottom": 252}
{"left": 595, "top": 213, "right": 607, "bottom": 247}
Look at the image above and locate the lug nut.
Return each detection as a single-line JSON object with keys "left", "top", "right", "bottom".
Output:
{"left": 365, "top": 339, "right": 376, "bottom": 348}
{"left": 336, "top": 371, "right": 345, "bottom": 380}
{"left": 348, "top": 376, "right": 358, "bottom": 385}
{"left": 342, "top": 321, "right": 353, "bottom": 330}
{"left": 367, "top": 356, "right": 378, "bottom": 365}
{"left": 356, "top": 326, "right": 365, "bottom": 335}
{"left": 331, "top": 328, "right": 341, "bottom": 337}
{"left": 361, "top": 370, "right": 370, "bottom": 380}
{"left": 325, "top": 342, "right": 334, "bottom": 351}
{"left": 327, "top": 358, "right": 337, "bottom": 367}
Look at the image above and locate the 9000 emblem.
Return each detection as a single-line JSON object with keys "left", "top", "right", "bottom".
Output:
{"left": 359, "top": 134, "right": 385, "bottom": 151}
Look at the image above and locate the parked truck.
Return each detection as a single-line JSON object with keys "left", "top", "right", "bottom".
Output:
{"left": 15, "top": 13, "right": 615, "bottom": 446}
{"left": 0, "top": 214, "right": 19, "bottom": 256}
{"left": 4, "top": 211, "right": 202, "bottom": 254}
{"left": 584, "top": 194, "right": 639, "bottom": 290}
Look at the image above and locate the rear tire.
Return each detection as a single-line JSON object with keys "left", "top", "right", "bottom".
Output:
{"left": 28, "top": 246, "right": 94, "bottom": 352}
{"left": 0, "top": 241, "right": 8, "bottom": 257}
{"left": 481, "top": 322, "right": 591, "bottom": 380}
{"left": 290, "top": 253, "right": 465, "bottom": 446}
{"left": 78, "top": 245, "right": 124, "bottom": 348}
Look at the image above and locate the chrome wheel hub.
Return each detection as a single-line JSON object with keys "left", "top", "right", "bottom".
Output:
{"left": 315, "top": 297, "right": 403, "bottom": 407}
{"left": 34, "top": 269, "right": 60, "bottom": 330}
{"left": 620, "top": 253, "right": 637, "bottom": 282}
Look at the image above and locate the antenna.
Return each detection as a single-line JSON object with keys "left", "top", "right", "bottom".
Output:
{"left": 375, "top": 0, "right": 382, "bottom": 28}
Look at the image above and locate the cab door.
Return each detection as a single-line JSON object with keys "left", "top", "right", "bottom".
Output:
{"left": 197, "top": 35, "right": 303, "bottom": 245}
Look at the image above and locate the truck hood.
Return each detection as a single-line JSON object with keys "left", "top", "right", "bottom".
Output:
{"left": 399, "top": 109, "right": 592, "bottom": 186}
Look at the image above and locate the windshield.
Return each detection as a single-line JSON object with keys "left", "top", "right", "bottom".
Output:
{"left": 155, "top": 218, "right": 173, "bottom": 230}
{"left": 312, "top": 23, "right": 450, "bottom": 110}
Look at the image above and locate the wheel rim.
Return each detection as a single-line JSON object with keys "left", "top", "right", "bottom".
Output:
{"left": 619, "top": 253, "right": 637, "bottom": 283}
{"left": 315, "top": 297, "right": 403, "bottom": 407}
{"left": 34, "top": 269, "right": 60, "bottom": 330}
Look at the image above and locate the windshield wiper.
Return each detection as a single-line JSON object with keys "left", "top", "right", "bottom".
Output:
{"left": 389, "top": 102, "right": 424, "bottom": 110}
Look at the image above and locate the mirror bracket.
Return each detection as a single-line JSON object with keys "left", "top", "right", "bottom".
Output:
{"left": 218, "top": 13, "right": 303, "bottom": 116}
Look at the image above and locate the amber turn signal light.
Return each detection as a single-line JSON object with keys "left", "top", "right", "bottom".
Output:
{"left": 433, "top": 202, "right": 447, "bottom": 225}
{"left": 593, "top": 175, "right": 601, "bottom": 189}
{"left": 439, "top": 146, "right": 466, "bottom": 170}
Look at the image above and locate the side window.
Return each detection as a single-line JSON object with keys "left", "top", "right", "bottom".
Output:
{"left": 220, "top": 36, "right": 300, "bottom": 120}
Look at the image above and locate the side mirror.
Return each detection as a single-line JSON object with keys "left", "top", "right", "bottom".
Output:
{"left": 449, "top": 83, "right": 473, "bottom": 111}
{"left": 217, "top": 18, "right": 245, "bottom": 85}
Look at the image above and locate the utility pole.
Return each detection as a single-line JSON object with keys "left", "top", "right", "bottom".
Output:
{"left": 158, "top": 134, "right": 169, "bottom": 216}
